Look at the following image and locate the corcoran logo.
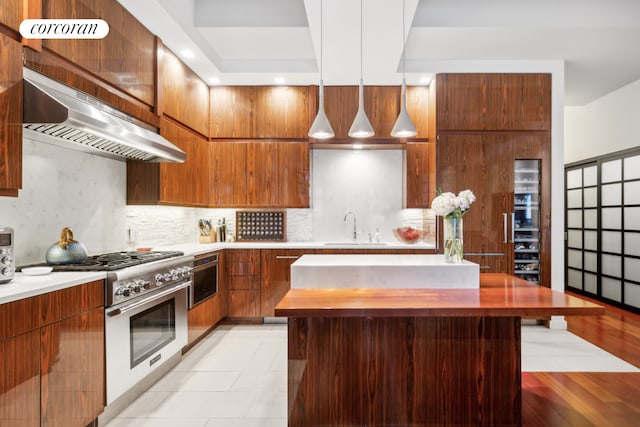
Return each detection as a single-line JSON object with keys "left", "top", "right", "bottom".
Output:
{"left": 20, "top": 19, "right": 109, "bottom": 39}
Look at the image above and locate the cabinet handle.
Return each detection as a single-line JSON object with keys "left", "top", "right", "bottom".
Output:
{"left": 276, "top": 256, "right": 300, "bottom": 259}
{"left": 503, "top": 213, "right": 508, "bottom": 243}
{"left": 511, "top": 213, "right": 515, "bottom": 243}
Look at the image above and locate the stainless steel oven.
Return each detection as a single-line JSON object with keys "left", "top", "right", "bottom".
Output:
{"left": 103, "top": 254, "right": 193, "bottom": 408}
{"left": 190, "top": 252, "right": 219, "bottom": 308}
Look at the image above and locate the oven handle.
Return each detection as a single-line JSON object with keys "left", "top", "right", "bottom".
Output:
{"left": 107, "top": 281, "right": 191, "bottom": 317}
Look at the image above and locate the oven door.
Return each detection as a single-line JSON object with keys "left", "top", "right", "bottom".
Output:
{"left": 190, "top": 253, "right": 219, "bottom": 308}
{"left": 104, "top": 281, "right": 189, "bottom": 404}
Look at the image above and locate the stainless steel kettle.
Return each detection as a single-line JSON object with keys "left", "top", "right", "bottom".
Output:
{"left": 46, "top": 227, "right": 88, "bottom": 264}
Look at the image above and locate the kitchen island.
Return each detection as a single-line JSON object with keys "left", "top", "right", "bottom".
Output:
{"left": 275, "top": 273, "right": 604, "bottom": 427}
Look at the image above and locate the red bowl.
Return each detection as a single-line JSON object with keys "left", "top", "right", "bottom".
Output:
{"left": 392, "top": 227, "right": 424, "bottom": 243}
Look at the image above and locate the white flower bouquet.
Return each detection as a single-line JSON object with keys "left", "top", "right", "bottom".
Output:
{"left": 431, "top": 189, "right": 476, "bottom": 219}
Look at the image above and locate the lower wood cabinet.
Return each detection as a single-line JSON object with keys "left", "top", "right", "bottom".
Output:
{"left": 40, "top": 308, "right": 104, "bottom": 427}
{"left": 225, "top": 250, "right": 261, "bottom": 318}
{"left": 0, "top": 330, "right": 40, "bottom": 427}
{"left": 0, "top": 280, "right": 105, "bottom": 427}
{"left": 260, "top": 249, "right": 308, "bottom": 317}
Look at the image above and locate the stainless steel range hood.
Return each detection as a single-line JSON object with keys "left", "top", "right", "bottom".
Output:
{"left": 22, "top": 68, "right": 186, "bottom": 163}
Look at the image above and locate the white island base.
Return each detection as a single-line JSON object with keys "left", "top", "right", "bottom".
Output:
{"left": 290, "top": 254, "right": 480, "bottom": 289}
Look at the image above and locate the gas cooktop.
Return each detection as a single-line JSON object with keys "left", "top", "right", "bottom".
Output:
{"left": 18, "top": 251, "right": 184, "bottom": 272}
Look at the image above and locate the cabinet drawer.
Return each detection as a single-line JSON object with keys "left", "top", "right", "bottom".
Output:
{"left": 0, "top": 297, "right": 41, "bottom": 340}
{"left": 227, "top": 276, "right": 260, "bottom": 291}
{"left": 227, "top": 290, "right": 260, "bottom": 317}
{"left": 39, "top": 280, "right": 105, "bottom": 326}
{"left": 464, "top": 255, "right": 509, "bottom": 273}
{"left": 225, "top": 249, "right": 261, "bottom": 276}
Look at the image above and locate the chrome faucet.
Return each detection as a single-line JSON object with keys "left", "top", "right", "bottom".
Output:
{"left": 344, "top": 211, "right": 358, "bottom": 241}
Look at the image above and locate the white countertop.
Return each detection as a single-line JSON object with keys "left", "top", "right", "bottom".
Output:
{"left": 157, "top": 241, "right": 436, "bottom": 257}
{"left": 291, "top": 254, "right": 480, "bottom": 289}
{"left": 0, "top": 271, "right": 106, "bottom": 304}
{"left": 1, "top": 242, "right": 435, "bottom": 305}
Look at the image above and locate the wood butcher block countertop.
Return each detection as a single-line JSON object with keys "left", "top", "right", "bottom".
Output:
{"left": 274, "top": 273, "right": 604, "bottom": 318}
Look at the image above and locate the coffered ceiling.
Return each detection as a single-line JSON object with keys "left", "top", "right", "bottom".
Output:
{"left": 117, "top": 0, "right": 640, "bottom": 106}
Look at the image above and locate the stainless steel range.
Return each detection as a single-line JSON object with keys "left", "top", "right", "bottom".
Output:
{"left": 22, "top": 250, "right": 194, "bottom": 422}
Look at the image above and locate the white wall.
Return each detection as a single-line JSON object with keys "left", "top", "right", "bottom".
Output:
{"left": 312, "top": 149, "right": 403, "bottom": 242}
{"left": 565, "top": 78, "right": 640, "bottom": 164}
{"left": 0, "top": 138, "right": 127, "bottom": 265}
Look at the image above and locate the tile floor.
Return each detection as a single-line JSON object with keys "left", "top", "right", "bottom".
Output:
{"left": 104, "top": 324, "right": 639, "bottom": 427}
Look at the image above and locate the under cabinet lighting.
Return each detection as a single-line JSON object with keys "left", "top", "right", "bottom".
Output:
{"left": 181, "top": 50, "right": 195, "bottom": 59}
{"left": 274, "top": 77, "right": 286, "bottom": 85}
{"left": 209, "top": 77, "right": 220, "bottom": 85}
{"left": 420, "top": 76, "right": 432, "bottom": 85}
{"left": 353, "top": 144, "right": 364, "bottom": 149}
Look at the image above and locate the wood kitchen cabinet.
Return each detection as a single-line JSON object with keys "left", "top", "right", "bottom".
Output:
{"left": 42, "top": 0, "right": 156, "bottom": 108}
{"left": 437, "top": 133, "right": 550, "bottom": 284}
{"left": 435, "top": 73, "right": 551, "bottom": 286}
{"left": 160, "top": 44, "right": 210, "bottom": 136}
{"left": 320, "top": 85, "right": 430, "bottom": 141}
{"left": 260, "top": 249, "right": 308, "bottom": 317}
{"left": 0, "top": 32, "right": 22, "bottom": 197}
{"left": 210, "top": 141, "right": 310, "bottom": 208}
{"left": 0, "top": 297, "right": 41, "bottom": 427}
{"left": 210, "top": 86, "right": 311, "bottom": 139}
{"left": 405, "top": 142, "right": 436, "bottom": 208}
{"left": 0, "top": 280, "right": 105, "bottom": 427}
{"left": 127, "top": 118, "right": 210, "bottom": 206}
{"left": 209, "top": 141, "right": 249, "bottom": 206}
{"left": 225, "top": 249, "right": 261, "bottom": 318}
{"left": 247, "top": 141, "right": 310, "bottom": 207}
{"left": 436, "top": 73, "right": 551, "bottom": 131}
{"left": 0, "top": 0, "right": 23, "bottom": 33}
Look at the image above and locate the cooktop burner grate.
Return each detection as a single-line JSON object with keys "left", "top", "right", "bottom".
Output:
{"left": 17, "top": 251, "right": 184, "bottom": 272}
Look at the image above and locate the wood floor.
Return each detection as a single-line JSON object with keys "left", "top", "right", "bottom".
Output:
{"left": 522, "top": 292, "right": 640, "bottom": 427}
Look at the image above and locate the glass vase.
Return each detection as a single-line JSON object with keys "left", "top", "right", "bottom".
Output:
{"left": 443, "top": 216, "right": 464, "bottom": 263}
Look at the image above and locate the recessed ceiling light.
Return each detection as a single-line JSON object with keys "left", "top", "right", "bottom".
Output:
{"left": 181, "top": 50, "right": 195, "bottom": 59}
{"left": 420, "top": 76, "right": 431, "bottom": 85}
{"left": 274, "top": 77, "right": 286, "bottom": 85}
{"left": 209, "top": 77, "right": 220, "bottom": 85}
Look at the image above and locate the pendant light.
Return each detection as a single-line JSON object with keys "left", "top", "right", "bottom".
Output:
{"left": 348, "top": 0, "right": 374, "bottom": 138}
{"left": 391, "top": 0, "right": 417, "bottom": 138}
{"left": 308, "top": 0, "right": 334, "bottom": 139}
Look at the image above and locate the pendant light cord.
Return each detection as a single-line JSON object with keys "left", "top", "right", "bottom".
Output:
{"left": 402, "top": 0, "right": 406, "bottom": 78}
{"left": 360, "top": 0, "right": 363, "bottom": 80}
{"left": 320, "top": 0, "right": 323, "bottom": 81}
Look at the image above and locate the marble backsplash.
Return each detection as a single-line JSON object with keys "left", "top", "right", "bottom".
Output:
{"left": 0, "top": 137, "right": 127, "bottom": 265}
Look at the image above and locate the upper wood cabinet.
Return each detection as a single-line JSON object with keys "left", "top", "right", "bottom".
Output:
{"left": 127, "top": 119, "right": 210, "bottom": 207}
{"left": 41, "top": 0, "right": 156, "bottom": 108}
{"left": 0, "top": 33, "right": 22, "bottom": 197}
{"left": 160, "top": 45, "right": 210, "bottom": 136}
{"left": 209, "top": 141, "right": 309, "bottom": 208}
{"left": 0, "top": 0, "right": 23, "bottom": 33}
{"left": 436, "top": 73, "right": 551, "bottom": 131}
{"left": 405, "top": 142, "right": 436, "bottom": 208}
{"left": 321, "top": 85, "right": 430, "bottom": 140}
{"left": 209, "top": 141, "right": 248, "bottom": 206}
{"left": 210, "top": 86, "right": 311, "bottom": 139}
{"left": 247, "top": 141, "right": 310, "bottom": 207}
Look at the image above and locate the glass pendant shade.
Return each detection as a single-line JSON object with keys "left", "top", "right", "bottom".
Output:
{"left": 391, "top": 78, "right": 417, "bottom": 137}
{"left": 348, "top": 78, "right": 375, "bottom": 138}
{"left": 309, "top": 80, "right": 334, "bottom": 139}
